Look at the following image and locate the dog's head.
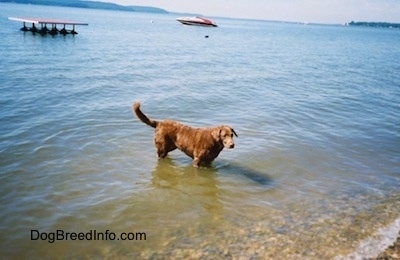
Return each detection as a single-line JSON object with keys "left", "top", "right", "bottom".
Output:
{"left": 212, "top": 126, "right": 238, "bottom": 149}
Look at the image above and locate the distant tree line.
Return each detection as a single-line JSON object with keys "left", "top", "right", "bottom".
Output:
{"left": 348, "top": 21, "right": 400, "bottom": 28}
{"left": 0, "top": 0, "right": 168, "bottom": 13}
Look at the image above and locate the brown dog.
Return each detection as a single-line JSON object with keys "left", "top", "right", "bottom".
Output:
{"left": 132, "top": 102, "right": 237, "bottom": 167}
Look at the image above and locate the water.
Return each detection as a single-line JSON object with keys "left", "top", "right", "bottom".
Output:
{"left": 1, "top": 3, "right": 399, "bottom": 259}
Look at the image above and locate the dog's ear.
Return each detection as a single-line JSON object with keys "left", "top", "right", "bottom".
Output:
{"left": 231, "top": 128, "right": 238, "bottom": 137}
{"left": 211, "top": 128, "right": 221, "bottom": 141}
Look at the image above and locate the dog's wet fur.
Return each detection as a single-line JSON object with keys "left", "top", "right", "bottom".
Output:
{"left": 132, "top": 102, "right": 237, "bottom": 167}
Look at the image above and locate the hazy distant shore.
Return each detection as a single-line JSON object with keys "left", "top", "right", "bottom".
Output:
{"left": 348, "top": 21, "right": 400, "bottom": 28}
{"left": 3, "top": 0, "right": 400, "bottom": 27}
{"left": 0, "top": 0, "right": 168, "bottom": 13}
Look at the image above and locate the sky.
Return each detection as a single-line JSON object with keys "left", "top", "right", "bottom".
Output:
{"left": 102, "top": 0, "right": 400, "bottom": 24}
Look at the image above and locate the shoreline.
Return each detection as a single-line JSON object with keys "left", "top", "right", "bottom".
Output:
{"left": 337, "top": 218, "right": 400, "bottom": 259}
{"left": 376, "top": 232, "right": 400, "bottom": 259}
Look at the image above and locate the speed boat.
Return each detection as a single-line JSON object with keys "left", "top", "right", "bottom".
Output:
{"left": 176, "top": 16, "right": 217, "bottom": 27}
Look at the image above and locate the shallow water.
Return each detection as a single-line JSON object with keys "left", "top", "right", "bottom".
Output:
{"left": 1, "top": 3, "right": 400, "bottom": 259}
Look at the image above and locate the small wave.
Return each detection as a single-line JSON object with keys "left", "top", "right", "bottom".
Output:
{"left": 335, "top": 217, "right": 400, "bottom": 260}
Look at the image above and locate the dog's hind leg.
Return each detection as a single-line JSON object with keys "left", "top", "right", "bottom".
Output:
{"left": 192, "top": 157, "right": 200, "bottom": 168}
{"left": 155, "top": 138, "right": 176, "bottom": 159}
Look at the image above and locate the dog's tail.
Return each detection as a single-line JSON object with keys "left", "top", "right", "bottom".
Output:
{"left": 132, "top": 102, "right": 158, "bottom": 128}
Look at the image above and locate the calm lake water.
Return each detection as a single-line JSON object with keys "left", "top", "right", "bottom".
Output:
{"left": 1, "top": 3, "right": 399, "bottom": 259}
